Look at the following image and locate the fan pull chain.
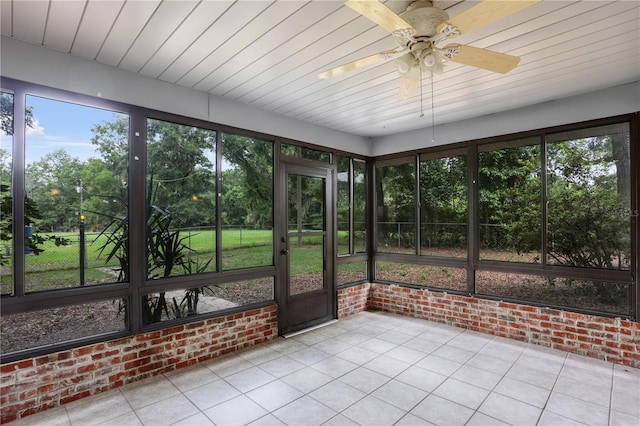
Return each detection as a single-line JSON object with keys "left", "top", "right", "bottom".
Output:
{"left": 431, "top": 77, "right": 436, "bottom": 143}
{"left": 419, "top": 68, "right": 424, "bottom": 118}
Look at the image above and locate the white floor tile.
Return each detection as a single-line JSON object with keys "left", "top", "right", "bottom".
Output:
{"left": 384, "top": 346, "right": 427, "bottom": 364}
{"left": 450, "top": 365, "right": 502, "bottom": 390}
{"left": 466, "top": 352, "right": 515, "bottom": 375}
{"left": 183, "top": 378, "right": 241, "bottom": 410}
{"left": 395, "top": 413, "right": 436, "bottom": 425}
{"left": 338, "top": 366, "right": 390, "bottom": 393}
{"left": 205, "top": 353, "right": 253, "bottom": 377}
{"left": 415, "top": 354, "right": 463, "bottom": 376}
{"left": 493, "top": 376, "right": 551, "bottom": 408}
{"left": 224, "top": 366, "right": 276, "bottom": 393}
{"left": 258, "top": 355, "right": 306, "bottom": 378}
{"left": 411, "top": 394, "right": 475, "bottom": 426}
{"left": 545, "top": 392, "right": 609, "bottom": 426}
{"left": 321, "top": 414, "right": 359, "bottom": 426}
{"left": 396, "top": 365, "right": 448, "bottom": 392}
{"left": 272, "top": 396, "right": 337, "bottom": 426}
{"left": 433, "top": 378, "right": 490, "bottom": 410}
{"left": 478, "top": 392, "right": 542, "bottom": 426}
{"left": 170, "top": 412, "right": 214, "bottom": 426}
{"left": 357, "top": 337, "right": 397, "bottom": 354}
{"left": 287, "top": 346, "right": 331, "bottom": 366}
{"left": 203, "top": 395, "right": 268, "bottom": 426}
{"left": 342, "top": 395, "right": 406, "bottom": 425}
{"left": 164, "top": 365, "right": 219, "bottom": 392}
{"left": 281, "top": 367, "right": 333, "bottom": 394}
{"left": 248, "top": 414, "right": 287, "bottom": 426}
{"left": 310, "top": 355, "right": 358, "bottom": 379}
{"left": 431, "top": 345, "right": 475, "bottom": 364}
{"left": 465, "top": 412, "right": 510, "bottom": 426}
{"left": 11, "top": 406, "right": 70, "bottom": 426}
{"left": 363, "top": 354, "right": 410, "bottom": 377}
{"left": 372, "top": 379, "right": 428, "bottom": 411}
{"left": 309, "top": 380, "right": 366, "bottom": 412}
{"left": 120, "top": 375, "right": 181, "bottom": 409}
{"left": 246, "top": 380, "right": 304, "bottom": 412}
{"left": 553, "top": 374, "right": 611, "bottom": 407}
{"left": 135, "top": 394, "right": 199, "bottom": 426}
{"left": 66, "top": 390, "right": 132, "bottom": 425}
{"left": 506, "top": 363, "right": 560, "bottom": 390}
{"left": 537, "top": 410, "right": 586, "bottom": 426}
{"left": 239, "top": 346, "right": 284, "bottom": 366}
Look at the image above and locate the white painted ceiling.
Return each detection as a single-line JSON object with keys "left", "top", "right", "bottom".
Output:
{"left": 1, "top": 0, "right": 639, "bottom": 138}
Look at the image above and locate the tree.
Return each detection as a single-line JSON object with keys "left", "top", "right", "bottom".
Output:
{"left": 546, "top": 136, "right": 629, "bottom": 269}
{"left": 0, "top": 92, "right": 34, "bottom": 136}
{"left": 146, "top": 119, "right": 217, "bottom": 227}
{"left": 478, "top": 144, "right": 541, "bottom": 254}
{"left": 25, "top": 149, "right": 83, "bottom": 231}
{"left": 221, "top": 134, "right": 273, "bottom": 228}
{"left": 0, "top": 94, "right": 69, "bottom": 264}
{"left": 420, "top": 155, "right": 467, "bottom": 250}
{"left": 376, "top": 160, "right": 416, "bottom": 249}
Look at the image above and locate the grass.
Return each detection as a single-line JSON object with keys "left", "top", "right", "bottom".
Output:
{"left": 1, "top": 229, "right": 334, "bottom": 292}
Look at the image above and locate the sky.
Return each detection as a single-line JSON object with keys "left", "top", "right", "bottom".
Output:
{"left": 19, "top": 95, "right": 126, "bottom": 165}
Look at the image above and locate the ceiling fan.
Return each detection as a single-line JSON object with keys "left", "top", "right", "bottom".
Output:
{"left": 319, "top": 0, "right": 540, "bottom": 98}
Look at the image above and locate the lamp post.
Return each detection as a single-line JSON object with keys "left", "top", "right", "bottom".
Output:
{"left": 77, "top": 180, "right": 85, "bottom": 286}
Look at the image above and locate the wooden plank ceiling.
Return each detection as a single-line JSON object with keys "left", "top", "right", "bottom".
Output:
{"left": 2, "top": 0, "right": 639, "bottom": 138}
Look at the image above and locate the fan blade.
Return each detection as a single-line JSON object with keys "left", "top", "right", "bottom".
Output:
{"left": 442, "top": 0, "right": 540, "bottom": 35}
{"left": 319, "top": 49, "right": 404, "bottom": 79}
{"left": 443, "top": 44, "right": 520, "bottom": 74}
{"left": 346, "top": 0, "right": 416, "bottom": 35}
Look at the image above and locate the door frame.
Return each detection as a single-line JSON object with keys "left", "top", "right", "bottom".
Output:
{"left": 276, "top": 162, "right": 335, "bottom": 335}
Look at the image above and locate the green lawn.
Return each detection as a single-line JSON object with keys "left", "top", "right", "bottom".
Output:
{"left": 1, "top": 228, "right": 340, "bottom": 293}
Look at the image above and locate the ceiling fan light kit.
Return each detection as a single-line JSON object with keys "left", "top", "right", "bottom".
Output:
{"left": 319, "top": 0, "right": 539, "bottom": 93}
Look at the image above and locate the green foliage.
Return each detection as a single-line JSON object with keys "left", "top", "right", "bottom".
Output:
{"left": 479, "top": 143, "right": 541, "bottom": 253}
{"left": 546, "top": 137, "right": 630, "bottom": 269}
{"left": 26, "top": 149, "right": 84, "bottom": 231}
{"left": 0, "top": 182, "right": 71, "bottom": 267}
{"left": 0, "top": 92, "right": 34, "bottom": 136}
{"left": 420, "top": 155, "right": 467, "bottom": 250}
{"left": 147, "top": 119, "right": 217, "bottom": 227}
{"left": 221, "top": 134, "right": 273, "bottom": 227}
{"left": 376, "top": 160, "right": 416, "bottom": 248}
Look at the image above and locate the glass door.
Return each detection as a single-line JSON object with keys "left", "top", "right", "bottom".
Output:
{"left": 278, "top": 164, "right": 334, "bottom": 334}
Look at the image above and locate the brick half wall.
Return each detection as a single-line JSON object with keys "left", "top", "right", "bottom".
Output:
{"left": 366, "top": 283, "right": 639, "bottom": 368}
{"left": 336, "top": 283, "right": 639, "bottom": 368}
{"left": 1, "top": 304, "right": 278, "bottom": 424}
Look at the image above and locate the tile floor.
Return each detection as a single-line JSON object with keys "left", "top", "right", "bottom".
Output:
{"left": 11, "top": 311, "right": 640, "bottom": 426}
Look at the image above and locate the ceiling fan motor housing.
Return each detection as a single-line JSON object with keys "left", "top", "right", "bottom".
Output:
{"left": 402, "top": 1, "right": 449, "bottom": 37}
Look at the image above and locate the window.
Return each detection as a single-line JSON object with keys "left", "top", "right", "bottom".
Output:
{"left": 1, "top": 299, "right": 127, "bottom": 353}
{"left": 221, "top": 133, "right": 273, "bottom": 270}
{"left": 376, "top": 262, "right": 466, "bottom": 292}
{"left": 337, "top": 261, "right": 367, "bottom": 285}
{"left": 141, "top": 278, "right": 273, "bottom": 325}
{"left": 478, "top": 137, "right": 542, "bottom": 263}
{"left": 376, "top": 157, "right": 416, "bottom": 254}
{"left": 23, "top": 96, "right": 129, "bottom": 291}
{"left": 476, "top": 271, "right": 630, "bottom": 316}
{"left": 546, "top": 124, "right": 631, "bottom": 270}
{"left": 353, "top": 159, "right": 367, "bottom": 254}
{"left": 146, "top": 118, "right": 216, "bottom": 279}
{"left": 281, "top": 143, "right": 331, "bottom": 163}
{"left": 420, "top": 150, "right": 467, "bottom": 258}
{"left": 0, "top": 91, "right": 14, "bottom": 295}
{"left": 337, "top": 156, "right": 350, "bottom": 255}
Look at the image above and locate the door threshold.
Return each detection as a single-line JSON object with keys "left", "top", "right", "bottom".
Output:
{"left": 283, "top": 319, "right": 338, "bottom": 338}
